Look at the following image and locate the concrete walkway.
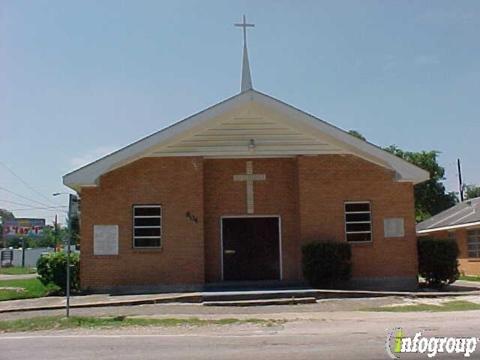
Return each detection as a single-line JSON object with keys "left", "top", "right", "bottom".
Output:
{"left": 1, "top": 286, "right": 480, "bottom": 314}
{"left": 0, "top": 292, "right": 202, "bottom": 313}
{"left": 0, "top": 273, "right": 38, "bottom": 281}
{"left": 455, "top": 279, "right": 480, "bottom": 288}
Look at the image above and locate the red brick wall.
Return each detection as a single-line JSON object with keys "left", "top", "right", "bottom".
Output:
{"left": 297, "top": 155, "right": 418, "bottom": 279}
{"left": 80, "top": 157, "right": 205, "bottom": 290}
{"left": 80, "top": 154, "right": 418, "bottom": 289}
{"left": 422, "top": 229, "right": 480, "bottom": 275}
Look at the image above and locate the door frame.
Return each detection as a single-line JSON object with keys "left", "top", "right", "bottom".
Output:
{"left": 220, "top": 215, "right": 283, "bottom": 281}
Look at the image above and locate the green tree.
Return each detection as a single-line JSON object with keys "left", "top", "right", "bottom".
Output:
{"left": 36, "top": 226, "right": 58, "bottom": 248}
{"left": 0, "top": 209, "right": 15, "bottom": 248}
{"left": 465, "top": 185, "right": 480, "bottom": 200}
{"left": 34, "top": 225, "right": 68, "bottom": 248}
{"left": 348, "top": 130, "right": 366, "bottom": 141}
{"left": 347, "top": 131, "right": 457, "bottom": 221}
{"left": 385, "top": 145, "right": 457, "bottom": 221}
{"left": 0, "top": 209, "right": 14, "bottom": 221}
{"left": 67, "top": 214, "right": 80, "bottom": 246}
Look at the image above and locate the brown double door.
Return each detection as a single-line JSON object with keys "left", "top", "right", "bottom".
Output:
{"left": 222, "top": 217, "right": 280, "bottom": 281}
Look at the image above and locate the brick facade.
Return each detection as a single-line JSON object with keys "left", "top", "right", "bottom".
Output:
{"left": 80, "top": 157, "right": 205, "bottom": 290}
{"left": 297, "top": 156, "right": 417, "bottom": 280}
{"left": 80, "top": 154, "right": 418, "bottom": 291}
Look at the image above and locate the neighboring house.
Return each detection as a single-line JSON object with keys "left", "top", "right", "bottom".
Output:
{"left": 63, "top": 25, "right": 429, "bottom": 292}
{"left": 417, "top": 198, "right": 480, "bottom": 276}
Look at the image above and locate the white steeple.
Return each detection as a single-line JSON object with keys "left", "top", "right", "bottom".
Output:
{"left": 234, "top": 15, "right": 254, "bottom": 92}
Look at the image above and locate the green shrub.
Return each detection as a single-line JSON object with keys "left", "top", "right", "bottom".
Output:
{"left": 37, "top": 252, "right": 80, "bottom": 294}
{"left": 418, "top": 238, "right": 459, "bottom": 289}
{"left": 302, "top": 241, "right": 352, "bottom": 288}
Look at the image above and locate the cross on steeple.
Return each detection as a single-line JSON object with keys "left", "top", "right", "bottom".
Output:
{"left": 234, "top": 15, "right": 254, "bottom": 92}
{"left": 235, "top": 15, "right": 255, "bottom": 47}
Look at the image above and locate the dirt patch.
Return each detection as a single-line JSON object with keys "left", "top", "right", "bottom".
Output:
{"left": 0, "top": 288, "right": 26, "bottom": 293}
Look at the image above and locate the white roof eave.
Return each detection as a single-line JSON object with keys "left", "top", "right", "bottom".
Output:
{"left": 63, "top": 91, "right": 251, "bottom": 190}
{"left": 63, "top": 89, "right": 429, "bottom": 190}
{"left": 253, "top": 91, "right": 429, "bottom": 184}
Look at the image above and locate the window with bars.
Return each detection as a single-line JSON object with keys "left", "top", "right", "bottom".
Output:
{"left": 133, "top": 205, "right": 162, "bottom": 248}
{"left": 467, "top": 229, "right": 480, "bottom": 258}
{"left": 344, "top": 202, "right": 372, "bottom": 242}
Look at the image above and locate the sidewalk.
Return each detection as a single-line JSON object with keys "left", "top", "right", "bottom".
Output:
{"left": 1, "top": 286, "right": 480, "bottom": 314}
{"left": 454, "top": 279, "right": 480, "bottom": 288}
{"left": 0, "top": 273, "right": 38, "bottom": 281}
{"left": 0, "top": 292, "right": 202, "bottom": 313}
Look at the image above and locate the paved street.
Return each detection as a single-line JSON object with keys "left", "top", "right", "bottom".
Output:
{"left": 1, "top": 307, "right": 480, "bottom": 359}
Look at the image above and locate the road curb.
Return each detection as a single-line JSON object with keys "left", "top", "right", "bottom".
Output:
{"left": 0, "top": 294, "right": 203, "bottom": 314}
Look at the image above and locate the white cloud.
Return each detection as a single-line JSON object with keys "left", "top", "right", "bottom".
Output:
{"left": 70, "top": 145, "right": 119, "bottom": 169}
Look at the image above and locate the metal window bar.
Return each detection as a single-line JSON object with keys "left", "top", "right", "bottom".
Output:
{"left": 345, "top": 201, "right": 372, "bottom": 242}
{"left": 133, "top": 205, "right": 162, "bottom": 248}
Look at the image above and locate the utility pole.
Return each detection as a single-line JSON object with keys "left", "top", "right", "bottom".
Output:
{"left": 457, "top": 158, "right": 464, "bottom": 202}
{"left": 54, "top": 214, "right": 58, "bottom": 252}
{"left": 21, "top": 237, "right": 25, "bottom": 267}
{"left": 65, "top": 194, "right": 76, "bottom": 318}
{"left": 53, "top": 192, "right": 78, "bottom": 318}
{"left": 1, "top": 225, "right": 5, "bottom": 249}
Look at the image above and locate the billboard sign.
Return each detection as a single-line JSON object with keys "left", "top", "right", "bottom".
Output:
{"left": 2, "top": 218, "right": 46, "bottom": 238}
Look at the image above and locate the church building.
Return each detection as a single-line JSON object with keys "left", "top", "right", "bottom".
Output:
{"left": 64, "top": 17, "right": 429, "bottom": 292}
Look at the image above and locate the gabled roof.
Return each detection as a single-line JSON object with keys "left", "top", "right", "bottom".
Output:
{"left": 417, "top": 197, "right": 480, "bottom": 233}
{"left": 63, "top": 89, "right": 429, "bottom": 191}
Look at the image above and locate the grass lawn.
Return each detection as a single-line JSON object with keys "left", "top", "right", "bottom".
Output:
{"left": 0, "top": 316, "right": 282, "bottom": 333}
{"left": 366, "top": 300, "right": 480, "bottom": 312}
{"left": 0, "top": 278, "right": 53, "bottom": 301}
{"left": 0, "top": 267, "right": 36, "bottom": 275}
{"left": 459, "top": 275, "right": 480, "bottom": 282}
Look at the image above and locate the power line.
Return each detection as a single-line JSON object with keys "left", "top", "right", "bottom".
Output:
{"left": 8, "top": 207, "right": 67, "bottom": 212}
{"left": 0, "top": 186, "right": 54, "bottom": 208}
{"left": 0, "top": 199, "right": 47, "bottom": 208}
{"left": 0, "top": 161, "right": 58, "bottom": 206}
{"left": 0, "top": 199, "right": 67, "bottom": 210}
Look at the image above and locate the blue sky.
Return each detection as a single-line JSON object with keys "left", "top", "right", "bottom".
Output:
{"left": 1, "top": 1, "right": 479, "bottom": 224}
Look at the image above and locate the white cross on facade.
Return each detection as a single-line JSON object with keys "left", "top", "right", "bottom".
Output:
{"left": 234, "top": 161, "right": 266, "bottom": 214}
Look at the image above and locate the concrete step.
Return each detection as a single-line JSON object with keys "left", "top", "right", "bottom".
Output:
{"left": 202, "top": 290, "right": 321, "bottom": 302}
{"left": 203, "top": 297, "right": 317, "bottom": 307}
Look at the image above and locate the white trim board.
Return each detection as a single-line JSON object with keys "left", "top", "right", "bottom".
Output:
{"left": 63, "top": 90, "right": 429, "bottom": 191}
{"left": 220, "top": 215, "right": 283, "bottom": 282}
{"left": 417, "top": 221, "right": 480, "bottom": 234}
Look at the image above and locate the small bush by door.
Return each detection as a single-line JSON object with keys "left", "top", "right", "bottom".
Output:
{"left": 302, "top": 241, "right": 352, "bottom": 288}
{"left": 418, "top": 238, "right": 459, "bottom": 289}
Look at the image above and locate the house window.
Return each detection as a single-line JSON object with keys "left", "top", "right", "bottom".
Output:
{"left": 447, "top": 231, "right": 456, "bottom": 241}
{"left": 345, "top": 202, "right": 372, "bottom": 242}
{"left": 133, "top": 205, "right": 162, "bottom": 248}
{"left": 467, "top": 230, "right": 480, "bottom": 258}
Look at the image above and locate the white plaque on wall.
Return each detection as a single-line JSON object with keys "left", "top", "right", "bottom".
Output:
{"left": 384, "top": 218, "right": 405, "bottom": 238}
{"left": 94, "top": 225, "right": 119, "bottom": 255}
